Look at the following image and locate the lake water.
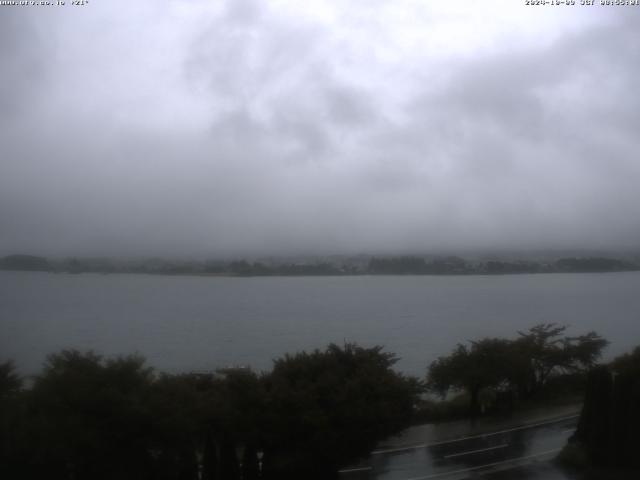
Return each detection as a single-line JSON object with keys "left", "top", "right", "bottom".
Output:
{"left": 1, "top": 271, "right": 639, "bottom": 376}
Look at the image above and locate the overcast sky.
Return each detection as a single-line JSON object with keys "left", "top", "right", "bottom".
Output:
{"left": 1, "top": 0, "right": 639, "bottom": 257}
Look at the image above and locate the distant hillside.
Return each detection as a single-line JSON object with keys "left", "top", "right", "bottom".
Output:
{"left": 0, "top": 254, "right": 49, "bottom": 272}
{"left": 1, "top": 253, "right": 638, "bottom": 277}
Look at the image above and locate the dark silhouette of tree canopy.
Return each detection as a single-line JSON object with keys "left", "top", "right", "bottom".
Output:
{"left": 0, "top": 361, "right": 21, "bottom": 399}
{"left": 0, "top": 331, "right": 611, "bottom": 479}
{"left": 427, "top": 338, "right": 513, "bottom": 417}
{"left": 427, "top": 324, "right": 608, "bottom": 416}
{"left": 261, "top": 343, "right": 423, "bottom": 478}
{"left": 610, "top": 345, "right": 640, "bottom": 377}
{"left": 0, "top": 361, "right": 23, "bottom": 477}
{"left": 0, "top": 344, "right": 422, "bottom": 480}
{"left": 569, "top": 345, "right": 640, "bottom": 470}
{"left": 25, "top": 350, "right": 155, "bottom": 480}
{"left": 512, "top": 324, "right": 608, "bottom": 398}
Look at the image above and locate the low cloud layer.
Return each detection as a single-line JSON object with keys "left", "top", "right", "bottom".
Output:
{"left": 1, "top": 1, "right": 639, "bottom": 257}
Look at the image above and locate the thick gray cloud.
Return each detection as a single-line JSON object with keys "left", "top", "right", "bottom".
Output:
{"left": 0, "top": 1, "right": 639, "bottom": 257}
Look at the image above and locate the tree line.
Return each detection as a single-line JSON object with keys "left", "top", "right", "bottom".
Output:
{"left": 0, "top": 344, "right": 420, "bottom": 480}
{"left": 1, "top": 253, "right": 638, "bottom": 276}
{"left": 426, "top": 324, "right": 608, "bottom": 417}
{"left": 555, "top": 346, "right": 640, "bottom": 473}
{"left": 0, "top": 324, "right": 623, "bottom": 479}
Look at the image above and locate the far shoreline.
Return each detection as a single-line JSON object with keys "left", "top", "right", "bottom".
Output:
{"left": 2, "top": 267, "right": 640, "bottom": 279}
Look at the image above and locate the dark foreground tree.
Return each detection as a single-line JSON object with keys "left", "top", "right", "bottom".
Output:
{"left": 261, "top": 343, "right": 423, "bottom": 479}
{"left": 512, "top": 324, "right": 608, "bottom": 398}
{"left": 0, "top": 361, "right": 21, "bottom": 399}
{"left": 1, "top": 343, "right": 423, "bottom": 480}
{"left": 23, "top": 350, "right": 155, "bottom": 480}
{"left": 145, "top": 373, "right": 212, "bottom": 480}
{"left": 427, "top": 338, "right": 512, "bottom": 417}
{"left": 0, "top": 361, "right": 23, "bottom": 477}
{"left": 610, "top": 345, "right": 640, "bottom": 377}
{"left": 427, "top": 324, "right": 608, "bottom": 416}
{"left": 566, "top": 345, "right": 640, "bottom": 471}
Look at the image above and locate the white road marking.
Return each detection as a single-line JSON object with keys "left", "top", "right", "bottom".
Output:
{"left": 371, "top": 414, "right": 579, "bottom": 455}
{"left": 372, "top": 444, "right": 430, "bottom": 455}
{"left": 338, "top": 466, "right": 373, "bottom": 473}
{"left": 443, "top": 443, "right": 509, "bottom": 459}
{"left": 405, "top": 448, "right": 562, "bottom": 480}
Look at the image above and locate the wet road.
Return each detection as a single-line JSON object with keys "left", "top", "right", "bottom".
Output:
{"left": 339, "top": 413, "right": 579, "bottom": 480}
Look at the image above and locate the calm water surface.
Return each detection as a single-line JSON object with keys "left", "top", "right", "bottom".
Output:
{"left": 1, "top": 271, "right": 639, "bottom": 376}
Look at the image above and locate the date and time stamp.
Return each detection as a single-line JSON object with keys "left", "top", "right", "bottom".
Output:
{"left": 2, "top": 0, "right": 639, "bottom": 6}
{"left": 2, "top": 0, "right": 640, "bottom": 5}
{"left": 0, "top": 0, "right": 640, "bottom": 7}
{"left": 0, "top": 1, "right": 89, "bottom": 6}
{"left": 525, "top": 0, "right": 639, "bottom": 5}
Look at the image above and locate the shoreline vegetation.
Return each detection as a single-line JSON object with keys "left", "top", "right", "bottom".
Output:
{"left": 2, "top": 323, "right": 636, "bottom": 478}
{"left": 1, "top": 253, "right": 639, "bottom": 277}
